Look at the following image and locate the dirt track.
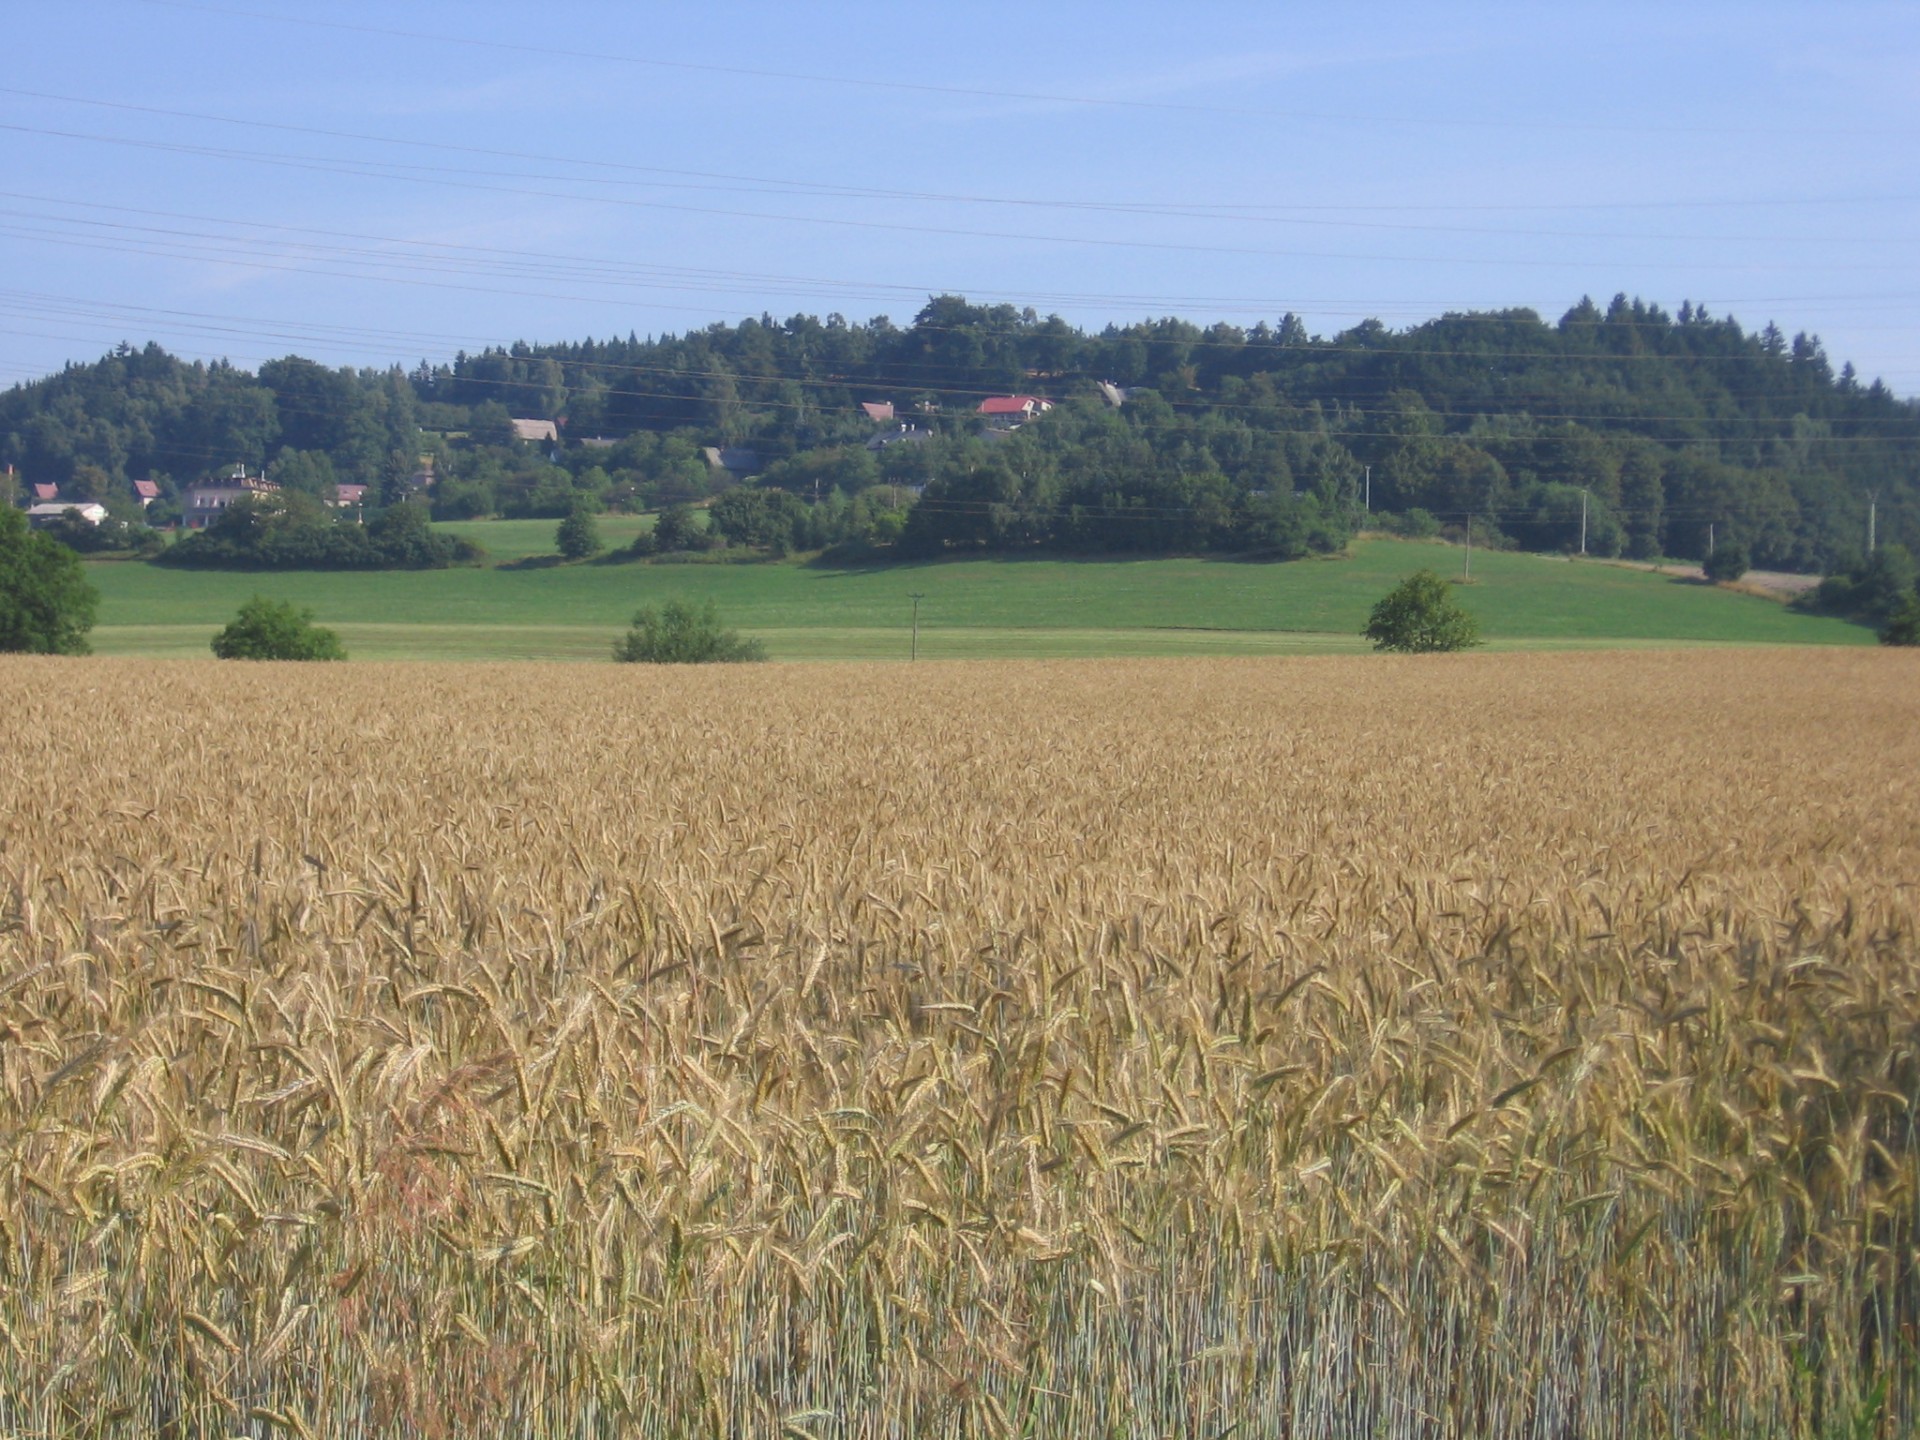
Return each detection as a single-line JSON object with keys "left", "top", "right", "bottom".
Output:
{"left": 1597, "top": 556, "right": 1821, "bottom": 599}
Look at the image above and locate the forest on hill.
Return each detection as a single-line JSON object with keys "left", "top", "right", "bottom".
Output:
{"left": 1, "top": 294, "right": 1914, "bottom": 572}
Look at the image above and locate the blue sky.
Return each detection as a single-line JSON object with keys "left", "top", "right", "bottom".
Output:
{"left": 5, "top": 1, "right": 1918, "bottom": 392}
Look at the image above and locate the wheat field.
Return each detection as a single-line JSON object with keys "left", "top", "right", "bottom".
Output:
{"left": 0, "top": 649, "right": 1916, "bottom": 1438}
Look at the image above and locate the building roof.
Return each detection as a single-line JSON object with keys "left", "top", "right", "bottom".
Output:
{"left": 27, "top": 501, "right": 107, "bottom": 522}
{"left": 977, "top": 395, "right": 1050, "bottom": 416}
{"left": 184, "top": 477, "right": 279, "bottom": 507}
{"left": 701, "top": 446, "right": 761, "bottom": 474}
{"left": 133, "top": 479, "right": 161, "bottom": 500}
{"left": 860, "top": 401, "right": 896, "bottom": 422}
{"left": 511, "top": 418, "right": 560, "bottom": 443}
{"left": 334, "top": 484, "right": 368, "bottom": 505}
{"left": 187, "top": 478, "right": 276, "bottom": 493}
{"left": 32, "top": 482, "right": 59, "bottom": 501}
{"left": 866, "top": 423, "right": 931, "bottom": 451}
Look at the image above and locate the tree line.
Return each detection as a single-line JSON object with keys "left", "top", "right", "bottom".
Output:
{"left": 1, "top": 294, "right": 1914, "bottom": 574}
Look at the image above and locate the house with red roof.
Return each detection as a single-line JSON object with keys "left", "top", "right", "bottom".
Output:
{"left": 976, "top": 395, "right": 1053, "bottom": 427}
{"left": 32, "top": 482, "right": 59, "bottom": 502}
{"left": 132, "top": 479, "right": 161, "bottom": 506}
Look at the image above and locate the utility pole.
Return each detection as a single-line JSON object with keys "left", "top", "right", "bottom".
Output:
{"left": 1579, "top": 488, "right": 1588, "bottom": 556}
{"left": 908, "top": 592, "right": 925, "bottom": 661}
{"left": 1463, "top": 516, "right": 1472, "bottom": 581}
{"left": 1363, "top": 464, "right": 1371, "bottom": 513}
{"left": 1708, "top": 522, "right": 1715, "bottom": 557}
{"left": 1867, "top": 490, "right": 1878, "bottom": 554}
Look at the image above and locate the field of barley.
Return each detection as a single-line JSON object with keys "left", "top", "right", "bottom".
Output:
{"left": 1, "top": 649, "right": 1917, "bottom": 1438}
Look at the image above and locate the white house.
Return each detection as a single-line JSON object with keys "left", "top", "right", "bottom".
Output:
{"left": 182, "top": 474, "right": 279, "bottom": 530}
{"left": 27, "top": 502, "right": 108, "bottom": 527}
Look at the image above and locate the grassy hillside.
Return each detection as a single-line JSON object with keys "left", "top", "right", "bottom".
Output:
{"left": 83, "top": 530, "right": 1872, "bottom": 661}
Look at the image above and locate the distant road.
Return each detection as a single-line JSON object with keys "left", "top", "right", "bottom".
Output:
{"left": 1596, "top": 557, "right": 1822, "bottom": 599}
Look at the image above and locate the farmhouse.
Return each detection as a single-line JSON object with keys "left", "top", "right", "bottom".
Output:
{"left": 26, "top": 501, "right": 108, "bottom": 527}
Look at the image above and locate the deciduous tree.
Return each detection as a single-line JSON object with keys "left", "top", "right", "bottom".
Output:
{"left": 1362, "top": 570, "right": 1482, "bottom": 653}
{"left": 0, "top": 504, "right": 98, "bottom": 653}
{"left": 556, "top": 505, "right": 602, "bottom": 561}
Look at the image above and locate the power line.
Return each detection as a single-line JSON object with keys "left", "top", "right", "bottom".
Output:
{"left": 5, "top": 213, "right": 1916, "bottom": 394}
{"left": 10, "top": 191, "right": 1918, "bottom": 329}
{"left": 11, "top": 122, "right": 1915, "bottom": 276}
{"left": 120, "top": 0, "right": 1872, "bottom": 141}
{"left": 3, "top": 89, "right": 1913, "bottom": 246}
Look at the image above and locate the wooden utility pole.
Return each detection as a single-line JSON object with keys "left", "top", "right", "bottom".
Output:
{"left": 1579, "top": 488, "right": 1588, "bottom": 556}
{"left": 1463, "top": 516, "right": 1472, "bottom": 581}
{"left": 1868, "top": 490, "right": 1878, "bottom": 554}
{"left": 908, "top": 592, "right": 925, "bottom": 661}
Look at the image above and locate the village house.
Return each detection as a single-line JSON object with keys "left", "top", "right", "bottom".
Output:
{"left": 132, "top": 479, "right": 161, "bottom": 506}
{"left": 977, "top": 395, "right": 1053, "bottom": 428}
{"left": 181, "top": 471, "right": 279, "bottom": 530}
{"left": 859, "top": 401, "right": 896, "bottom": 423}
{"left": 27, "top": 501, "right": 109, "bottom": 527}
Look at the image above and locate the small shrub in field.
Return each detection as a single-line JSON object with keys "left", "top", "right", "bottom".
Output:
{"left": 555, "top": 507, "right": 601, "bottom": 561}
{"left": 651, "top": 504, "right": 705, "bottom": 553}
{"left": 1363, "top": 569, "right": 1481, "bottom": 652}
{"left": 613, "top": 598, "right": 764, "bottom": 663}
{"left": 211, "top": 596, "right": 346, "bottom": 660}
{"left": 1703, "top": 540, "right": 1750, "bottom": 583}
{"left": 1381, "top": 507, "right": 1441, "bottom": 539}
{"left": 1882, "top": 591, "right": 1920, "bottom": 646}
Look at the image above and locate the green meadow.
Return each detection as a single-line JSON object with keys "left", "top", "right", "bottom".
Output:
{"left": 82, "top": 528, "right": 1871, "bottom": 661}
